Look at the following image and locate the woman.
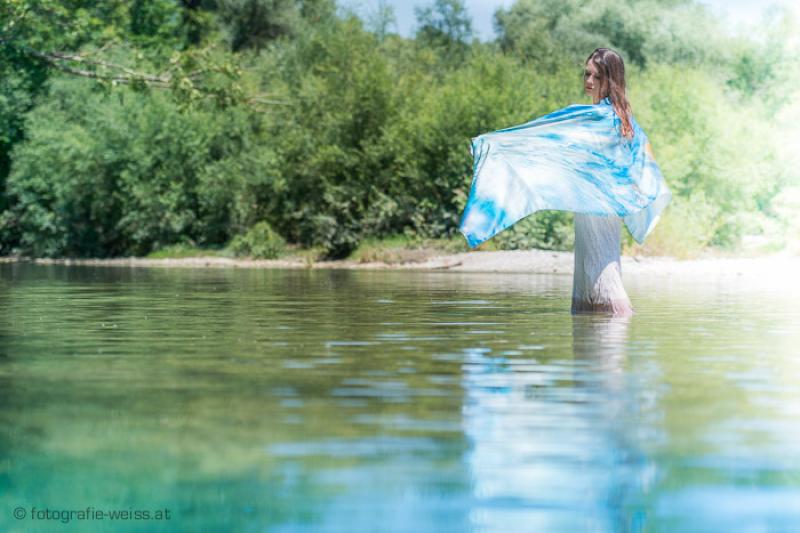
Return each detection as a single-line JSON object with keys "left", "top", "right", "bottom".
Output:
{"left": 459, "top": 47, "right": 671, "bottom": 316}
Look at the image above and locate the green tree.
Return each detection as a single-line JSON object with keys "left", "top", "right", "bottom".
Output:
{"left": 364, "top": 0, "right": 397, "bottom": 43}
{"left": 2, "top": 75, "right": 263, "bottom": 257}
{"left": 1, "top": 0, "right": 797, "bottom": 259}
{"left": 214, "top": 0, "right": 335, "bottom": 52}
{"left": 494, "top": 0, "right": 726, "bottom": 70}
{"left": 414, "top": 0, "right": 473, "bottom": 64}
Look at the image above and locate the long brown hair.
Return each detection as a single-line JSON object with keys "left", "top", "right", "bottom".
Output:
{"left": 585, "top": 48, "right": 634, "bottom": 140}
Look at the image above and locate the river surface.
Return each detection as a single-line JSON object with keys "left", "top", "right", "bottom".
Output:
{"left": 1, "top": 263, "right": 799, "bottom": 532}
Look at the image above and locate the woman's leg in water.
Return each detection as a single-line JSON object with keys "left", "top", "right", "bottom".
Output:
{"left": 571, "top": 213, "right": 633, "bottom": 316}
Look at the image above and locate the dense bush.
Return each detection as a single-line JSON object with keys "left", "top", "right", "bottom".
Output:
{"left": 627, "top": 64, "right": 788, "bottom": 251}
{"left": 0, "top": 0, "right": 797, "bottom": 259}
{"left": 1, "top": 77, "right": 262, "bottom": 257}
{"left": 228, "top": 221, "right": 286, "bottom": 259}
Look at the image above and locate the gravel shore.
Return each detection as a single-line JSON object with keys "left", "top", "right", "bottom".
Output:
{"left": 4, "top": 249, "right": 799, "bottom": 282}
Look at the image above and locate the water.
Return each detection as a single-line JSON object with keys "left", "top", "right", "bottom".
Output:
{"left": 1, "top": 263, "right": 799, "bottom": 532}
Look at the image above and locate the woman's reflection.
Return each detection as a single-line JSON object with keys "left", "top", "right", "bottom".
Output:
{"left": 572, "top": 315, "right": 631, "bottom": 394}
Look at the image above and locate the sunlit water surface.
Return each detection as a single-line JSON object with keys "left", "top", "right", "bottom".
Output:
{"left": 1, "top": 263, "right": 799, "bottom": 532}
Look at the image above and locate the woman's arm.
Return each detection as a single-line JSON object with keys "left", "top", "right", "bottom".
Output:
{"left": 645, "top": 142, "right": 656, "bottom": 161}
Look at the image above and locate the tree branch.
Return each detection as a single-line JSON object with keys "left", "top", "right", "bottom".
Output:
{"left": 16, "top": 45, "right": 171, "bottom": 86}
{"left": 2, "top": 39, "right": 293, "bottom": 107}
{"left": 38, "top": 49, "right": 173, "bottom": 84}
{"left": 245, "top": 95, "right": 293, "bottom": 106}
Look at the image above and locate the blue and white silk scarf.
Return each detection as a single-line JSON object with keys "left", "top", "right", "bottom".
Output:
{"left": 459, "top": 97, "right": 671, "bottom": 248}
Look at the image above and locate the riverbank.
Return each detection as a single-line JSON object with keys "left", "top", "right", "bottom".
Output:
{"left": 3, "top": 249, "right": 799, "bottom": 281}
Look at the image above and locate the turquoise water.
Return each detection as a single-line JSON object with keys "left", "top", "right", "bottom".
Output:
{"left": 1, "top": 263, "right": 799, "bottom": 532}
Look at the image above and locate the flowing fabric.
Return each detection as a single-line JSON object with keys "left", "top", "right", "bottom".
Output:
{"left": 458, "top": 97, "right": 671, "bottom": 248}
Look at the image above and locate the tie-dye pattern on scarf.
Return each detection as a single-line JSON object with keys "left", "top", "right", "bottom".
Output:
{"left": 459, "top": 97, "right": 672, "bottom": 248}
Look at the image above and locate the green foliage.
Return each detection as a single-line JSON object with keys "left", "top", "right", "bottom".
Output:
{"left": 493, "top": 212, "right": 575, "bottom": 251}
{"left": 363, "top": 0, "right": 396, "bottom": 43}
{"left": 228, "top": 221, "right": 286, "bottom": 259}
{"left": 376, "top": 47, "right": 581, "bottom": 242}
{"left": 1, "top": 75, "right": 262, "bottom": 257}
{"left": 251, "top": 16, "right": 398, "bottom": 258}
{"left": 724, "top": 7, "right": 798, "bottom": 113}
{"left": 349, "top": 234, "right": 469, "bottom": 263}
{"left": 0, "top": 69, "right": 38, "bottom": 211}
{"left": 629, "top": 64, "right": 787, "bottom": 250}
{"left": 146, "top": 243, "right": 229, "bottom": 259}
{"left": 1, "top": 0, "right": 798, "bottom": 260}
{"left": 624, "top": 193, "right": 720, "bottom": 258}
{"left": 0, "top": 0, "right": 250, "bottom": 240}
{"left": 494, "top": 0, "right": 727, "bottom": 70}
{"left": 213, "top": 0, "right": 336, "bottom": 52}
{"left": 217, "top": 0, "right": 300, "bottom": 52}
{"left": 414, "top": 0, "right": 473, "bottom": 64}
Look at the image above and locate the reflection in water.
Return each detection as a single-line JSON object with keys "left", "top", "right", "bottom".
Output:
{"left": 463, "top": 313, "right": 651, "bottom": 531}
{"left": 571, "top": 315, "right": 655, "bottom": 531}
{"left": 2, "top": 264, "right": 800, "bottom": 531}
{"left": 571, "top": 315, "right": 630, "bottom": 393}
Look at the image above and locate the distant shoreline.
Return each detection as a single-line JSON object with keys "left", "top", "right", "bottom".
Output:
{"left": 3, "top": 250, "right": 798, "bottom": 280}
